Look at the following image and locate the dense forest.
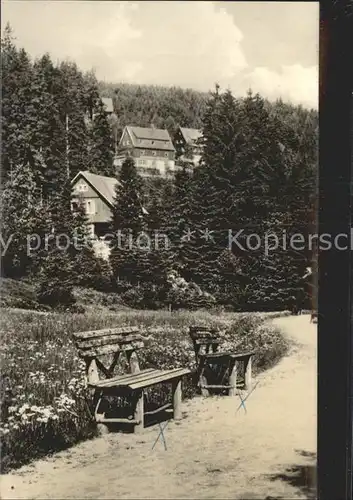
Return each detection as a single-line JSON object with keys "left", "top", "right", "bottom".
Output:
{"left": 99, "top": 81, "right": 209, "bottom": 140}
{"left": 1, "top": 24, "right": 318, "bottom": 311}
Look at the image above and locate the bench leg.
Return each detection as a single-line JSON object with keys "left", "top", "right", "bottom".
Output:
{"left": 197, "top": 359, "right": 209, "bottom": 397}
{"left": 229, "top": 360, "right": 237, "bottom": 396}
{"left": 134, "top": 390, "right": 144, "bottom": 433}
{"left": 97, "top": 423, "right": 110, "bottom": 436}
{"left": 93, "top": 390, "right": 110, "bottom": 435}
{"left": 200, "top": 374, "right": 210, "bottom": 397}
{"left": 244, "top": 356, "right": 252, "bottom": 391}
{"left": 172, "top": 379, "right": 182, "bottom": 420}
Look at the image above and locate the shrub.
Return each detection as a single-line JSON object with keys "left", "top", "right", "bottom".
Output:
{"left": 0, "top": 278, "right": 43, "bottom": 310}
{"left": 78, "top": 253, "right": 113, "bottom": 293}
{"left": 120, "top": 286, "right": 145, "bottom": 308}
{"left": 73, "top": 287, "right": 125, "bottom": 311}
{"left": 35, "top": 251, "right": 76, "bottom": 310}
{"left": 165, "top": 271, "right": 216, "bottom": 310}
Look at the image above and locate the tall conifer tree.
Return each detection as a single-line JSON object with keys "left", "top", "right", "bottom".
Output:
{"left": 109, "top": 157, "right": 146, "bottom": 284}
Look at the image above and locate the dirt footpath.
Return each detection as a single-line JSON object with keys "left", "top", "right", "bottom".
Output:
{"left": 1, "top": 315, "right": 317, "bottom": 499}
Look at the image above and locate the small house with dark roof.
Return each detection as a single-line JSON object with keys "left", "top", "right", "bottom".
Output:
{"left": 174, "top": 126, "right": 203, "bottom": 166}
{"left": 115, "top": 125, "right": 176, "bottom": 177}
{"left": 71, "top": 170, "right": 120, "bottom": 238}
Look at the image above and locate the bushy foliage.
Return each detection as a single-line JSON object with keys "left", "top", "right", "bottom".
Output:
{"left": 165, "top": 271, "right": 216, "bottom": 310}
{"left": 0, "top": 278, "right": 43, "bottom": 310}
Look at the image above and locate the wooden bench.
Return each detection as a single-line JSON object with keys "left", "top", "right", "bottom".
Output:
{"left": 73, "top": 326, "right": 191, "bottom": 434}
{"left": 189, "top": 326, "right": 255, "bottom": 397}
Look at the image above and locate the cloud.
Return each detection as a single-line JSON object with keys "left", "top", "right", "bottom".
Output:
{"left": 243, "top": 64, "right": 318, "bottom": 108}
{"left": 2, "top": 1, "right": 142, "bottom": 79}
{"left": 120, "top": 1, "right": 248, "bottom": 88}
{"left": 2, "top": 1, "right": 318, "bottom": 107}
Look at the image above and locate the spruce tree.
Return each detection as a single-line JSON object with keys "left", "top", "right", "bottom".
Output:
{"left": 185, "top": 87, "right": 242, "bottom": 295}
{"left": 109, "top": 156, "right": 145, "bottom": 284}
{"left": 1, "top": 26, "right": 36, "bottom": 183}
{"left": 89, "top": 98, "right": 114, "bottom": 176}
{"left": 170, "top": 165, "right": 193, "bottom": 271}
{"left": 30, "top": 55, "right": 66, "bottom": 194}
{"left": 57, "top": 61, "right": 90, "bottom": 180}
{"left": 35, "top": 180, "right": 77, "bottom": 308}
{"left": 142, "top": 190, "right": 172, "bottom": 301}
{"left": 1, "top": 161, "right": 43, "bottom": 278}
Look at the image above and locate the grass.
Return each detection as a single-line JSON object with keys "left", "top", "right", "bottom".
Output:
{"left": 0, "top": 284, "right": 291, "bottom": 472}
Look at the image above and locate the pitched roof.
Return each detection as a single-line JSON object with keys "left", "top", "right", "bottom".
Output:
{"left": 126, "top": 126, "right": 175, "bottom": 151}
{"left": 179, "top": 127, "right": 203, "bottom": 144}
{"left": 101, "top": 97, "right": 114, "bottom": 113}
{"left": 71, "top": 171, "right": 120, "bottom": 207}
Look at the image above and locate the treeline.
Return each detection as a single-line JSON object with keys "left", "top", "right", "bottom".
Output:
{"left": 1, "top": 24, "right": 115, "bottom": 188}
{"left": 99, "top": 81, "right": 209, "bottom": 140}
{"left": 1, "top": 25, "right": 318, "bottom": 311}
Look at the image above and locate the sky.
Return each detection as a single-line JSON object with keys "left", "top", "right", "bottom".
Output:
{"left": 2, "top": 1, "right": 319, "bottom": 109}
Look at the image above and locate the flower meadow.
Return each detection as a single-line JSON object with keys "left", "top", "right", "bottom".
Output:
{"left": 0, "top": 306, "right": 290, "bottom": 472}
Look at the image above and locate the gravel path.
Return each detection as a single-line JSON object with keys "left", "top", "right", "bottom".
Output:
{"left": 1, "top": 315, "right": 317, "bottom": 499}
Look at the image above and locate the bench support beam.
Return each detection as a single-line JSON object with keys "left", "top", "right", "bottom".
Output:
{"left": 134, "top": 390, "right": 144, "bottom": 433}
{"left": 229, "top": 360, "right": 237, "bottom": 396}
{"left": 172, "top": 379, "right": 182, "bottom": 420}
{"left": 127, "top": 349, "right": 141, "bottom": 374}
{"left": 244, "top": 356, "right": 252, "bottom": 390}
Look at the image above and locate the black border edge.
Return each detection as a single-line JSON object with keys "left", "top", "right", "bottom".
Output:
{"left": 318, "top": 1, "right": 353, "bottom": 499}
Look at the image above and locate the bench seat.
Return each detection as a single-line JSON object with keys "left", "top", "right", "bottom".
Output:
{"left": 91, "top": 367, "right": 191, "bottom": 390}
{"left": 199, "top": 350, "right": 255, "bottom": 361}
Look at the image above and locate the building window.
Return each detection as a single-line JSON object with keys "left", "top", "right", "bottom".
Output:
{"left": 138, "top": 159, "right": 146, "bottom": 166}
{"left": 71, "top": 201, "right": 79, "bottom": 211}
{"left": 140, "top": 149, "right": 145, "bottom": 155}
{"left": 76, "top": 183, "right": 88, "bottom": 192}
{"left": 152, "top": 151, "right": 157, "bottom": 156}
{"left": 164, "top": 152, "right": 169, "bottom": 158}
{"left": 86, "top": 200, "right": 95, "bottom": 214}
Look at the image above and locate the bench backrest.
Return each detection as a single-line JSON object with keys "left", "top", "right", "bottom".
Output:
{"left": 189, "top": 326, "right": 222, "bottom": 362}
{"left": 73, "top": 326, "right": 145, "bottom": 382}
{"left": 73, "top": 326, "right": 143, "bottom": 357}
{"left": 189, "top": 326, "right": 221, "bottom": 344}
